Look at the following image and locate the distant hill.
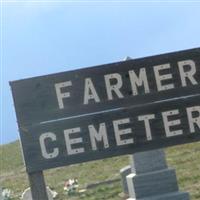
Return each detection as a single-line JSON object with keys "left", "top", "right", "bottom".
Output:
{"left": 0, "top": 140, "right": 200, "bottom": 200}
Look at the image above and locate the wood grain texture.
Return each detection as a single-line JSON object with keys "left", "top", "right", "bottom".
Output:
{"left": 10, "top": 48, "right": 200, "bottom": 127}
{"left": 28, "top": 171, "right": 48, "bottom": 200}
{"left": 21, "top": 94, "right": 200, "bottom": 172}
{"left": 10, "top": 48, "right": 200, "bottom": 172}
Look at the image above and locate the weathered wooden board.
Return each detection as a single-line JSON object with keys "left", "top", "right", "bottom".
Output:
{"left": 10, "top": 48, "right": 200, "bottom": 127}
{"left": 20, "top": 95, "right": 200, "bottom": 172}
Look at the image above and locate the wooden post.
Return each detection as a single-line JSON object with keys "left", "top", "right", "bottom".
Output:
{"left": 28, "top": 171, "right": 49, "bottom": 200}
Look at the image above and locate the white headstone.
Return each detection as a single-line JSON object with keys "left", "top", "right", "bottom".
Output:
{"left": 21, "top": 187, "right": 56, "bottom": 200}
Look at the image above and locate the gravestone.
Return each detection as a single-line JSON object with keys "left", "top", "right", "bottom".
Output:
{"left": 120, "top": 165, "right": 131, "bottom": 194}
{"left": 126, "top": 149, "right": 190, "bottom": 200}
{"left": 21, "top": 187, "right": 54, "bottom": 200}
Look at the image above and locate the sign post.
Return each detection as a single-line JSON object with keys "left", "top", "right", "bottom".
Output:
{"left": 10, "top": 48, "right": 200, "bottom": 198}
{"left": 28, "top": 171, "right": 48, "bottom": 200}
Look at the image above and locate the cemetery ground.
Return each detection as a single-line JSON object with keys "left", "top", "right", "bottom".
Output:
{"left": 0, "top": 141, "right": 200, "bottom": 200}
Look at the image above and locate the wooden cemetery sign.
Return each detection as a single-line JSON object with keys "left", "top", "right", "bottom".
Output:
{"left": 10, "top": 48, "right": 200, "bottom": 173}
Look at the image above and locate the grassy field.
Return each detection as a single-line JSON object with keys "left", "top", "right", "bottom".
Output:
{"left": 0, "top": 140, "right": 200, "bottom": 199}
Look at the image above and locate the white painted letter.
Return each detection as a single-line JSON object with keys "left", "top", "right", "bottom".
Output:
{"left": 154, "top": 64, "right": 174, "bottom": 91}
{"left": 104, "top": 73, "right": 124, "bottom": 100}
{"left": 113, "top": 118, "right": 133, "bottom": 146}
{"left": 89, "top": 123, "right": 109, "bottom": 150}
{"left": 178, "top": 60, "right": 198, "bottom": 87}
{"left": 84, "top": 78, "right": 100, "bottom": 104}
{"left": 129, "top": 68, "right": 150, "bottom": 95}
{"left": 138, "top": 114, "right": 155, "bottom": 140}
{"left": 39, "top": 132, "right": 59, "bottom": 159}
{"left": 187, "top": 106, "right": 200, "bottom": 133}
{"left": 55, "top": 81, "right": 72, "bottom": 109}
{"left": 64, "top": 127, "right": 84, "bottom": 155}
{"left": 162, "top": 109, "right": 183, "bottom": 137}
